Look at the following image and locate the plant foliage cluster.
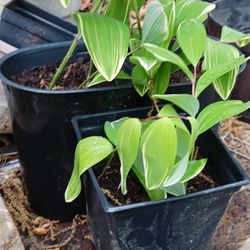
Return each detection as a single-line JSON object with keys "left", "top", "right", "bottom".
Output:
{"left": 58, "top": 0, "right": 250, "bottom": 202}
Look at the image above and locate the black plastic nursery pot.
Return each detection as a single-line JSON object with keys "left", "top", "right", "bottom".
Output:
{"left": 72, "top": 107, "right": 249, "bottom": 250}
{"left": 208, "top": 0, "right": 250, "bottom": 119}
{"left": 0, "top": 41, "right": 153, "bottom": 221}
{"left": 0, "top": 0, "right": 77, "bottom": 48}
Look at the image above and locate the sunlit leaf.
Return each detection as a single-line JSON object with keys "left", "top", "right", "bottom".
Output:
{"left": 197, "top": 100, "right": 250, "bottom": 134}
{"left": 104, "top": 117, "right": 129, "bottom": 146}
{"left": 154, "top": 94, "right": 200, "bottom": 117}
{"left": 220, "top": 26, "right": 250, "bottom": 47}
{"left": 180, "top": 159, "right": 207, "bottom": 183}
{"left": 73, "top": 13, "right": 130, "bottom": 81}
{"left": 117, "top": 118, "right": 141, "bottom": 194}
{"left": 175, "top": 0, "right": 215, "bottom": 30}
{"left": 177, "top": 19, "right": 206, "bottom": 66}
{"left": 88, "top": 71, "right": 131, "bottom": 87}
{"left": 159, "top": 105, "right": 188, "bottom": 133}
{"left": 65, "top": 137, "right": 114, "bottom": 202}
{"left": 105, "top": 0, "right": 131, "bottom": 23}
{"left": 204, "top": 38, "right": 242, "bottom": 99}
{"left": 143, "top": 43, "right": 194, "bottom": 81}
{"left": 196, "top": 56, "right": 249, "bottom": 97}
{"left": 60, "top": 0, "right": 71, "bottom": 8}
{"left": 141, "top": 118, "right": 177, "bottom": 190}
{"left": 142, "top": 0, "right": 169, "bottom": 45}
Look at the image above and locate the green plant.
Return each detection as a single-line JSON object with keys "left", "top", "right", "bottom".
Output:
{"left": 64, "top": 0, "right": 250, "bottom": 202}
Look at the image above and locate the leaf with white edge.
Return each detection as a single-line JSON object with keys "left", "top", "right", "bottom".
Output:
{"left": 105, "top": 0, "right": 131, "bottom": 23}
{"left": 154, "top": 62, "right": 171, "bottom": 94}
{"left": 195, "top": 56, "right": 249, "bottom": 97}
{"left": 188, "top": 116, "right": 199, "bottom": 150}
{"left": 180, "top": 159, "right": 207, "bottom": 183}
{"left": 143, "top": 43, "right": 194, "bottom": 81}
{"left": 154, "top": 94, "right": 200, "bottom": 117}
{"left": 73, "top": 13, "right": 130, "bottom": 81}
{"left": 131, "top": 64, "right": 149, "bottom": 96}
{"left": 175, "top": 0, "right": 215, "bottom": 30}
{"left": 65, "top": 136, "right": 114, "bottom": 202}
{"left": 130, "top": 48, "right": 159, "bottom": 73}
{"left": 142, "top": 0, "right": 169, "bottom": 45}
{"left": 104, "top": 117, "right": 129, "bottom": 146}
{"left": 117, "top": 118, "right": 141, "bottom": 194}
{"left": 159, "top": 105, "right": 189, "bottom": 133}
{"left": 163, "top": 153, "right": 189, "bottom": 187}
{"left": 60, "top": 0, "right": 71, "bottom": 8}
{"left": 220, "top": 26, "right": 250, "bottom": 47}
{"left": 177, "top": 19, "right": 206, "bottom": 66}
{"left": 88, "top": 71, "right": 131, "bottom": 87}
{"left": 160, "top": 0, "right": 176, "bottom": 47}
{"left": 162, "top": 182, "right": 186, "bottom": 196}
{"left": 197, "top": 100, "right": 250, "bottom": 135}
{"left": 141, "top": 118, "right": 177, "bottom": 190}
{"left": 203, "top": 38, "right": 242, "bottom": 100}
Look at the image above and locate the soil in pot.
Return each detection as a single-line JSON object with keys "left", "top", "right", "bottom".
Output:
{"left": 94, "top": 153, "right": 219, "bottom": 206}
{"left": 11, "top": 57, "right": 121, "bottom": 90}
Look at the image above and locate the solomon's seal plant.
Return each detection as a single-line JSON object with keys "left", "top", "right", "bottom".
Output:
{"left": 64, "top": 0, "right": 250, "bottom": 202}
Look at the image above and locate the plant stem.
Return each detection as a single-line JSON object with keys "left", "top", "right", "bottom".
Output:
{"left": 149, "top": 79, "right": 160, "bottom": 113}
{"left": 77, "top": 71, "right": 98, "bottom": 89}
{"left": 192, "top": 66, "right": 197, "bottom": 96}
{"left": 49, "top": 32, "right": 81, "bottom": 89}
{"left": 132, "top": 0, "right": 142, "bottom": 39}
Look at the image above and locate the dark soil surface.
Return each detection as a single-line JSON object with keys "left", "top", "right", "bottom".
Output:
{"left": 95, "top": 154, "right": 218, "bottom": 206}
{"left": 11, "top": 58, "right": 120, "bottom": 90}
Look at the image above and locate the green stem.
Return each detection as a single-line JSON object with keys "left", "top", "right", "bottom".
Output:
{"left": 77, "top": 71, "right": 98, "bottom": 89}
{"left": 149, "top": 78, "right": 160, "bottom": 113}
{"left": 192, "top": 66, "right": 197, "bottom": 96}
{"left": 49, "top": 32, "right": 81, "bottom": 89}
{"left": 87, "top": 60, "right": 94, "bottom": 78}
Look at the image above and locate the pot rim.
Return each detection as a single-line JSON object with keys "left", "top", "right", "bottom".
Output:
{"left": 0, "top": 41, "right": 191, "bottom": 95}
{"left": 72, "top": 109, "right": 250, "bottom": 214}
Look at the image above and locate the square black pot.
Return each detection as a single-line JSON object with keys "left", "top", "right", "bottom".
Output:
{"left": 72, "top": 107, "right": 249, "bottom": 250}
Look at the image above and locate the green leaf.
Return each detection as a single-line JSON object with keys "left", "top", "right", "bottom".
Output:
{"left": 159, "top": 105, "right": 189, "bottom": 133}
{"left": 142, "top": 0, "right": 169, "bottom": 45}
{"left": 203, "top": 38, "right": 242, "bottom": 100}
{"left": 162, "top": 182, "right": 186, "bottom": 196}
{"left": 73, "top": 13, "right": 130, "bottom": 81}
{"left": 104, "top": 117, "right": 129, "bottom": 146}
{"left": 220, "top": 26, "right": 250, "bottom": 47}
{"left": 88, "top": 71, "right": 131, "bottom": 87}
{"left": 130, "top": 49, "right": 159, "bottom": 72}
{"left": 131, "top": 64, "right": 149, "bottom": 96}
{"left": 197, "top": 100, "right": 250, "bottom": 134}
{"left": 154, "top": 62, "right": 171, "bottom": 94}
{"left": 133, "top": 153, "right": 166, "bottom": 200}
{"left": 141, "top": 118, "right": 177, "bottom": 190}
{"left": 117, "top": 118, "right": 141, "bottom": 194}
{"left": 130, "top": 0, "right": 145, "bottom": 11}
{"left": 143, "top": 43, "right": 194, "bottom": 81}
{"left": 105, "top": 0, "right": 131, "bottom": 23}
{"left": 175, "top": 0, "right": 215, "bottom": 29}
{"left": 177, "top": 19, "right": 206, "bottom": 66}
{"left": 195, "top": 56, "right": 249, "bottom": 97}
{"left": 60, "top": 0, "right": 71, "bottom": 8}
{"left": 154, "top": 94, "right": 200, "bottom": 117}
{"left": 65, "top": 136, "right": 114, "bottom": 202}
{"left": 160, "top": 0, "right": 176, "bottom": 48}
{"left": 180, "top": 159, "right": 207, "bottom": 183}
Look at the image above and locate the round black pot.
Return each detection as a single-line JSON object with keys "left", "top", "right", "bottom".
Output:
{"left": 0, "top": 42, "right": 151, "bottom": 221}
{"left": 208, "top": 0, "right": 250, "bottom": 119}
{"left": 72, "top": 107, "right": 249, "bottom": 250}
